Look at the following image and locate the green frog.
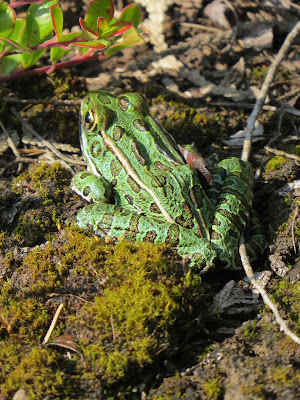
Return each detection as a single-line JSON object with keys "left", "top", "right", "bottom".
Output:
{"left": 71, "top": 91, "right": 266, "bottom": 273}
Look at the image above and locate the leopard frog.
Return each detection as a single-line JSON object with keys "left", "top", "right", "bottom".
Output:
{"left": 71, "top": 91, "right": 265, "bottom": 272}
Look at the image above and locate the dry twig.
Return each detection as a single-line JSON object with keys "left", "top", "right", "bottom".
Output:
{"left": 239, "top": 21, "right": 300, "bottom": 344}
{"left": 291, "top": 205, "right": 298, "bottom": 254}
{"left": 264, "top": 146, "right": 300, "bottom": 163}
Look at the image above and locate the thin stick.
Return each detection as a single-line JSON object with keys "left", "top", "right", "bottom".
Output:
{"left": 43, "top": 303, "right": 64, "bottom": 345}
{"left": 181, "top": 22, "right": 224, "bottom": 33}
{"left": 264, "top": 146, "right": 300, "bottom": 162}
{"left": 239, "top": 234, "right": 300, "bottom": 344}
{"left": 241, "top": 20, "right": 300, "bottom": 162}
{"left": 208, "top": 102, "right": 300, "bottom": 117}
{"left": 291, "top": 205, "right": 298, "bottom": 254}
{"left": 0, "top": 120, "right": 21, "bottom": 159}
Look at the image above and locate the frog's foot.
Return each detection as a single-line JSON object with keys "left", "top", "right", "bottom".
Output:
{"left": 76, "top": 202, "right": 217, "bottom": 273}
{"left": 71, "top": 171, "right": 112, "bottom": 203}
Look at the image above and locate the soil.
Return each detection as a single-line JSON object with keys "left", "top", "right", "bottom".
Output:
{"left": 0, "top": 1, "right": 299, "bottom": 399}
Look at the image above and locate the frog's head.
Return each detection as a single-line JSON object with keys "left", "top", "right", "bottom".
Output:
{"left": 81, "top": 91, "right": 150, "bottom": 136}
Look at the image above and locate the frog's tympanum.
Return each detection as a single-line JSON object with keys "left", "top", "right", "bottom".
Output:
{"left": 72, "top": 91, "right": 266, "bottom": 273}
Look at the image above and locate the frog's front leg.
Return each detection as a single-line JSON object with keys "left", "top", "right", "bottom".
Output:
{"left": 71, "top": 171, "right": 112, "bottom": 203}
{"left": 76, "top": 203, "right": 217, "bottom": 272}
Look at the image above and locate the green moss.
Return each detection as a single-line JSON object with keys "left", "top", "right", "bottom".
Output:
{"left": 75, "top": 240, "right": 204, "bottom": 384}
{"left": 242, "top": 320, "right": 258, "bottom": 340}
{"left": 251, "top": 65, "right": 268, "bottom": 84}
{"left": 202, "top": 377, "right": 223, "bottom": 400}
{"left": 1, "top": 228, "right": 205, "bottom": 391}
{"left": 11, "top": 162, "right": 72, "bottom": 245}
{"left": 269, "top": 365, "right": 299, "bottom": 387}
{"left": 0, "top": 297, "right": 48, "bottom": 337}
{"left": 290, "top": 145, "right": 300, "bottom": 157}
{"left": 273, "top": 280, "right": 300, "bottom": 333}
{"left": 1, "top": 347, "right": 80, "bottom": 400}
{"left": 242, "top": 384, "right": 265, "bottom": 399}
{"left": 265, "top": 156, "right": 287, "bottom": 171}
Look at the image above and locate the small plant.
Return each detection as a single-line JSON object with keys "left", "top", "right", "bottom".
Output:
{"left": 0, "top": 0, "right": 144, "bottom": 81}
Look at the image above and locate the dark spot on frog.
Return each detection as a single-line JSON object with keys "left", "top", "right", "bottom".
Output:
{"left": 118, "top": 96, "right": 129, "bottom": 111}
{"left": 125, "top": 214, "right": 141, "bottom": 242}
{"left": 113, "top": 125, "right": 125, "bottom": 141}
{"left": 223, "top": 187, "right": 253, "bottom": 215}
{"left": 151, "top": 174, "right": 166, "bottom": 187}
{"left": 143, "top": 230, "right": 157, "bottom": 243}
{"left": 90, "top": 141, "right": 102, "bottom": 157}
{"left": 228, "top": 228, "right": 239, "bottom": 239}
{"left": 98, "top": 213, "right": 114, "bottom": 230}
{"left": 110, "top": 159, "right": 122, "bottom": 177}
{"left": 127, "top": 176, "right": 141, "bottom": 193}
{"left": 97, "top": 93, "right": 111, "bottom": 104}
{"left": 111, "top": 178, "right": 118, "bottom": 187}
{"left": 210, "top": 230, "right": 222, "bottom": 240}
{"left": 131, "top": 141, "right": 146, "bottom": 166}
{"left": 165, "top": 224, "right": 180, "bottom": 246}
{"left": 154, "top": 161, "right": 172, "bottom": 171}
{"left": 79, "top": 172, "right": 91, "bottom": 180}
{"left": 133, "top": 119, "right": 149, "bottom": 132}
{"left": 215, "top": 209, "right": 245, "bottom": 232}
{"left": 124, "top": 194, "right": 134, "bottom": 205}
{"left": 175, "top": 202, "right": 194, "bottom": 229}
{"left": 83, "top": 204, "right": 94, "bottom": 214}
{"left": 83, "top": 186, "right": 91, "bottom": 197}
{"left": 150, "top": 202, "right": 161, "bottom": 214}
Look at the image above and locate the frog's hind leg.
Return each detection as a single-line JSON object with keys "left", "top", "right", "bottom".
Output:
{"left": 243, "top": 213, "right": 267, "bottom": 262}
{"left": 207, "top": 157, "right": 255, "bottom": 267}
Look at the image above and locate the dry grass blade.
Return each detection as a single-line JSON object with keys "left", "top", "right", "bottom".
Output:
{"left": 42, "top": 303, "right": 64, "bottom": 345}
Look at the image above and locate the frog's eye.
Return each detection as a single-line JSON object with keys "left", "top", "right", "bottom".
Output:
{"left": 84, "top": 109, "right": 97, "bottom": 132}
{"left": 85, "top": 111, "right": 92, "bottom": 124}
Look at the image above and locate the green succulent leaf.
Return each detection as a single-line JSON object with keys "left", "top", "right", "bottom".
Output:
{"left": 49, "top": 3, "right": 63, "bottom": 38}
{"left": 0, "top": 53, "right": 23, "bottom": 75}
{"left": 97, "top": 16, "right": 108, "bottom": 36}
{"left": 26, "top": 0, "right": 59, "bottom": 46}
{"left": 102, "top": 21, "right": 133, "bottom": 38}
{"left": 21, "top": 47, "right": 47, "bottom": 69}
{"left": 50, "top": 32, "right": 82, "bottom": 62}
{"left": 73, "top": 39, "right": 109, "bottom": 50}
{"left": 0, "top": 1, "right": 16, "bottom": 38}
{"left": 82, "top": 0, "right": 114, "bottom": 35}
{"left": 106, "top": 27, "right": 143, "bottom": 57}
{"left": 118, "top": 4, "right": 141, "bottom": 29}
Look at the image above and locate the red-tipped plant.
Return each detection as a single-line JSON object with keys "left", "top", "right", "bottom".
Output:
{"left": 0, "top": 0, "right": 144, "bottom": 81}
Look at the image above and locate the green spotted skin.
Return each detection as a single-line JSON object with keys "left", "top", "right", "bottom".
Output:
{"left": 71, "top": 91, "right": 266, "bottom": 272}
